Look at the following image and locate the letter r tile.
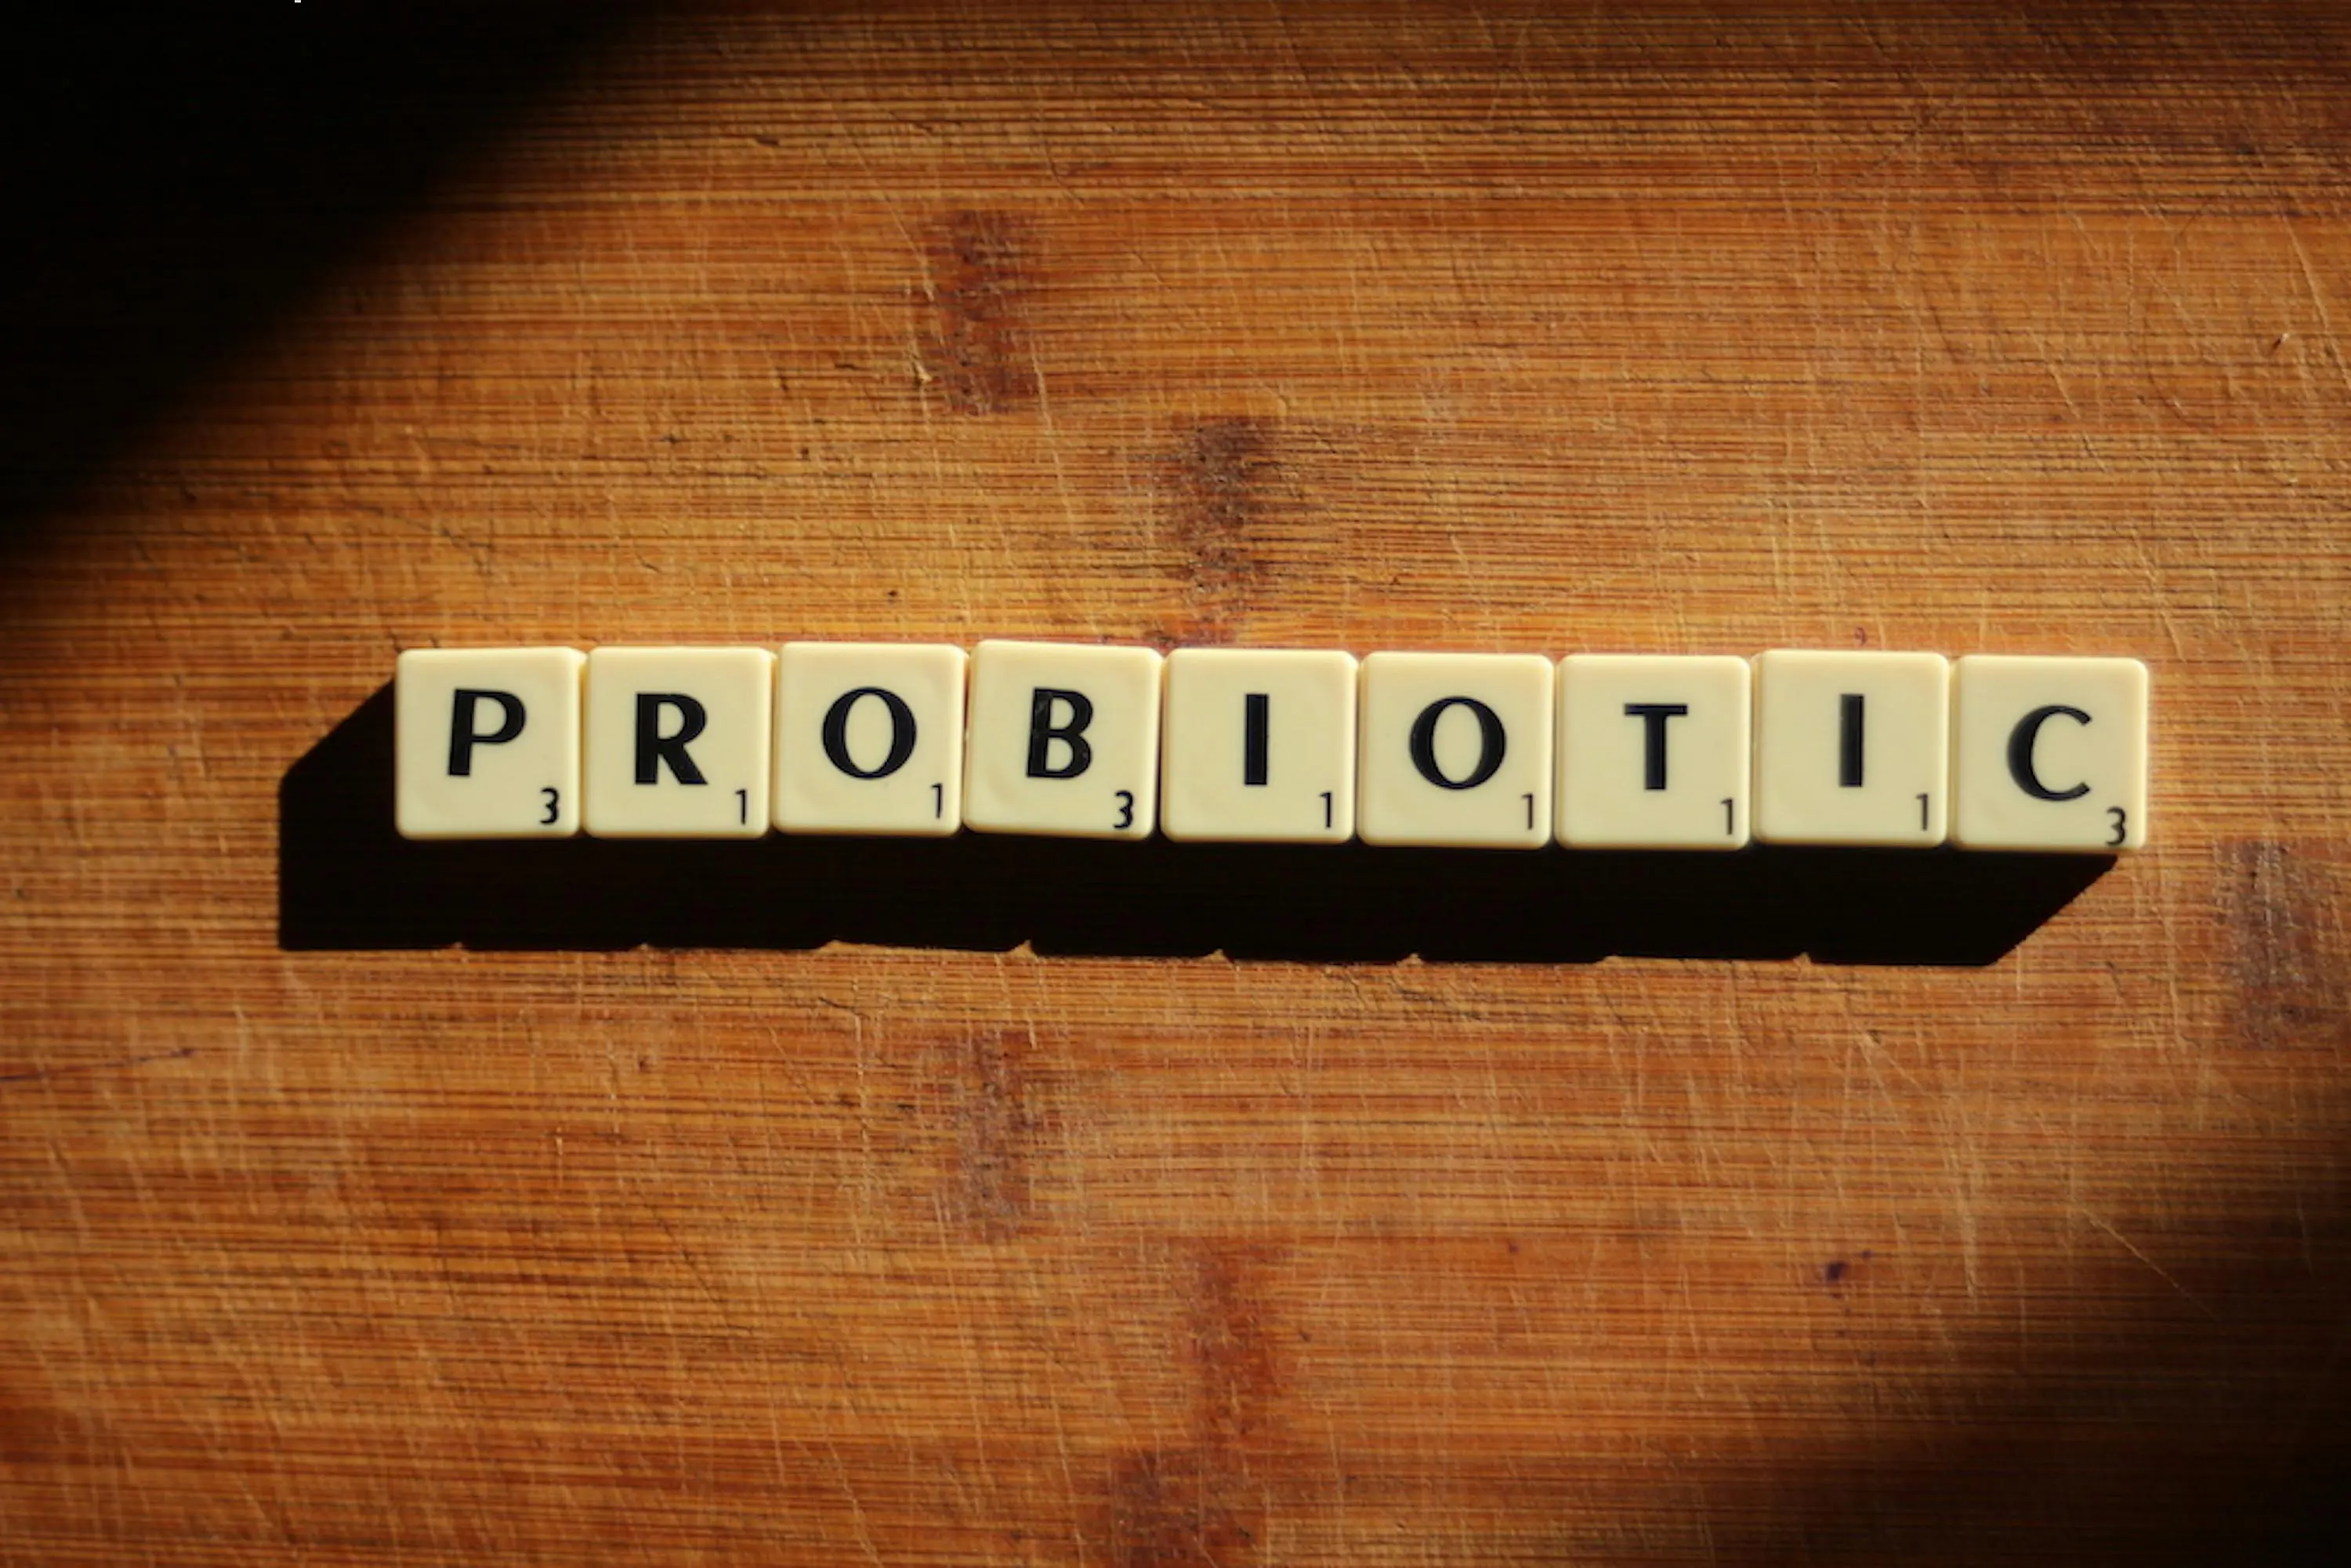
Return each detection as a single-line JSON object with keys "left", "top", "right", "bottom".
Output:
{"left": 962, "top": 639, "right": 1164, "bottom": 839}
{"left": 583, "top": 646, "right": 774, "bottom": 838}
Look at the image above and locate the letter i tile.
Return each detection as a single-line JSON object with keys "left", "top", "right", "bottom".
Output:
{"left": 1161, "top": 647, "right": 1357, "bottom": 843}
{"left": 1753, "top": 650, "right": 1949, "bottom": 846}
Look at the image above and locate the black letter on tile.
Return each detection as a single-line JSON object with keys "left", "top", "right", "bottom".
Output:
{"left": 1409, "top": 697, "right": 1506, "bottom": 791}
{"left": 2007, "top": 704, "right": 2092, "bottom": 801}
{"left": 1625, "top": 703, "right": 1690, "bottom": 791}
{"left": 636, "top": 693, "right": 708, "bottom": 785}
{"left": 822, "top": 686, "right": 918, "bottom": 780}
{"left": 1027, "top": 688, "right": 1094, "bottom": 779}
{"left": 1838, "top": 693, "right": 1866, "bottom": 788}
{"left": 1243, "top": 693, "right": 1270, "bottom": 787}
{"left": 447, "top": 690, "right": 525, "bottom": 777}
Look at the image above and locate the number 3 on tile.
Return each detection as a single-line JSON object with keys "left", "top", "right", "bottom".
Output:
{"left": 1114, "top": 790, "right": 1136, "bottom": 830}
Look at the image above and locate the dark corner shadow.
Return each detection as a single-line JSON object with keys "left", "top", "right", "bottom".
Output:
{"left": 1696, "top": 1179, "right": 2351, "bottom": 1566}
{"left": 281, "top": 686, "right": 2113, "bottom": 963}
{"left": 0, "top": 7, "right": 640, "bottom": 535}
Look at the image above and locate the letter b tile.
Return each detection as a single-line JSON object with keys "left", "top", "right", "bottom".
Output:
{"left": 1952, "top": 655, "right": 2148, "bottom": 852}
{"left": 396, "top": 646, "right": 585, "bottom": 839}
{"left": 584, "top": 646, "right": 774, "bottom": 838}
{"left": 1357, "top": 652, "right": 1553, "bottom": 848}
{"left": 962, "top": 640, "right": 1164, "bottom": 839}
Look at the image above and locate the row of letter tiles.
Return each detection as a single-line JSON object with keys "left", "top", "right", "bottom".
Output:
{"left": 393, "top": 643, "right": 2148, "bottom": 853}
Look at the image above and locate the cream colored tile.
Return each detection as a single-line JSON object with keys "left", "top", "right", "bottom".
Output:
{"left": 1161, "top": 647, "right": 1357, "bottom": 842}
{"left": 1952, "top": 655, "right": 2148, "bottom": 852}
{"left": 1754, "top": 650, "right": 1949, "bottom": 846}
{"left": 1556, "top": 654, "right": 1751, "bottom": 849}
{"left": 962, "top": 640, "right": 1163, "bottom": 839}
{"left": 1357, "top": 652, "right": 1552, "bottom": 849}
{"left": 773, "top": 643, "right": 965, "bottom": 836}
{"left": 583, "top": 646, "right": 773, "bottom": 838}
{"left": 395, "top": 646, "right": 585, "bottom": 840}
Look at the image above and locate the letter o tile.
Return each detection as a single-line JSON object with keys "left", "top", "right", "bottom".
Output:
{"left": 1357, "top": 652, "right": 1553, "bottom": 849}
{"left": 773, "top": 642, "right": 967, "bottom": 836}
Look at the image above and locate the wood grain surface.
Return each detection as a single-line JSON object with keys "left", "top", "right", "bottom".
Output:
{"left": 5, "top": 4, "right": 2349, "bottom": 1562}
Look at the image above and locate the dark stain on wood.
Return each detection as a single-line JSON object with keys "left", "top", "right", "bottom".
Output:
{"left": 1097, "top": 1449, "right": 1258, "bottom": 1568}
{"left": 1185, "top": 1242, "right": 1282, "bottom": 1453}
{"left": 1088, "top": 1244, "right": 1280, "bottom": 1563}
{"left": 916, "top": 211, "right": 1036, "bottom": 415}
{"left": 1161, "top": 416, "right": 1272, "bottom": 643}
{"left": 1822, "top": 1250, "right": 1873, "bottom": 1287}
{"left": 2221, "top": 840, "right": 2349, "bottom": 1050}
{"left": 939, "top": 1029, "right": 1036, "bottom": 1239}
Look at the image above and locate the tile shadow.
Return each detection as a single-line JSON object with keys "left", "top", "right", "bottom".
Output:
{"left": 281, "top": 686, "right": 2110, "bottom": 962}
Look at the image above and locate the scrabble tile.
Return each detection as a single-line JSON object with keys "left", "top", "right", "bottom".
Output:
{"left": 962, "top": 640, "right": 1163, "bottom": 840}
{"left": 395, "top": 646, "right": 585, "bottom": 839}
{"left": 1555, "top": 654, "right": 1751, "bottom": 849}
{"left": 583, "top": 646, "right": 773, "bottom": 838}
{"left": 1952, "top": 655, "right": 2148, "bottom": 853}
{"left": 1161, "top": 648, "right": 1358, "bottom": 843}
{"left": 1753, "top": 650, "right": 1950, "bottom": 846}
{"left": 772, "top": 642, "right": 967, "bottom": 835}
{"left": 1357, "top": 652, "right": 1553, "bottom": 849}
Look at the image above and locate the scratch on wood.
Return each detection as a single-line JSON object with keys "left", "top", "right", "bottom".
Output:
{"left": 2072, "top": 1207, "right": 2220, "bottom": 1321}
{"left": 0, "top": 1046, "right": 195, "bottom": 1085}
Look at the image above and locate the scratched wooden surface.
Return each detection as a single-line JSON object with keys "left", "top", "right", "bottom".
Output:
{"left": 4, "top": 4, "right": 2349, "bottom": 1563}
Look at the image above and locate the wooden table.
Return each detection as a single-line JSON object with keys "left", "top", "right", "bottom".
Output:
{"left": 5, "top": 5, "right": 2348, "bottom": 1561}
